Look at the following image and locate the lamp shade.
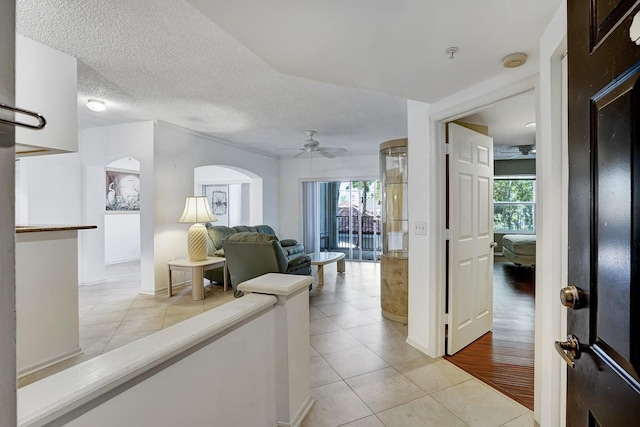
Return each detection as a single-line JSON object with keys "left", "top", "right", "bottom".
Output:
{"left": 179, "top": 196, "right": 217, "bottom": 224}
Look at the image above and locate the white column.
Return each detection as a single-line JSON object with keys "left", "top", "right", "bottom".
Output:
{"left": 238, "top": 273, "right": 314, "bottom": 427}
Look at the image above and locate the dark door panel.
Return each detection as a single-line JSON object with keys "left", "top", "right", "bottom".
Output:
{"left": 567, "top": 0, "right": 640, "bottom": 425}
{"left": 591, "top": 0, "right": 638, "bottom": 48}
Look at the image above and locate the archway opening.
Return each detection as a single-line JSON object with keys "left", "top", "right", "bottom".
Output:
{"left": 194, "top": 165, "right": 263, "bottom": 227}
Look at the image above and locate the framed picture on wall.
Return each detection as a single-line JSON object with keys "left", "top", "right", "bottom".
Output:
{"left": 105, "top": 169, "right": 140, "bottom": 211}
{"left": 203, "top": 184, "right": 229, "bottom": 226}
{"left": 212, "top": 191, "right": 228, "bottom": 215}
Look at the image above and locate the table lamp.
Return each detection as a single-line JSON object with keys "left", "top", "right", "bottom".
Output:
{"left": 178, "top": 196, "right": 217, "bottom": 261}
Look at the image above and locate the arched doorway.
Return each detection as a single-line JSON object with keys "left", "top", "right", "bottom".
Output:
{"left": 194, "top": 165, "right": 263, "bottom": 226}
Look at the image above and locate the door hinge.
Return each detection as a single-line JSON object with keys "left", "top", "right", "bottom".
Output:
{"left": 445, "top": 143, "right": 452, "bottom": 155}
{"left": 444, "top": 229, "right": 451, "bottom": 240}
{"left": 444, "top": 313, "right": 450, "bottom": 325}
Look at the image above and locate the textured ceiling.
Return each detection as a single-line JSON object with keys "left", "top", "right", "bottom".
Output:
{"left": 16, "top": 0, "right": 407, "bottom": 155}
{"left": 16, "top": 0, "right": 555, "bottom": 156}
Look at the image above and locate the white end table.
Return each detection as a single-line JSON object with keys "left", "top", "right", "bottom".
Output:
{"left": 309, "top": 252, "right": 346, "bottom": 286}
{"left": 167, "top": 256, "right": 227, "bottom": 300}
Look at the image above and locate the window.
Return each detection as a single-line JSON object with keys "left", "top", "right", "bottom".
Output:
{"left": 494, "top": 176, "right": 535, "bottom": 233}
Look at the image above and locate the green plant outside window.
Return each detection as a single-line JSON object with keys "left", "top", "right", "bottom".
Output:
{"left": 494, "top": 177, "right": 535, "bottom": 233}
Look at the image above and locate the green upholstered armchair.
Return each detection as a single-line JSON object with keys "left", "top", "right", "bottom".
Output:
{"left": 222, "top": 232, "right": 311, "bottom": 297}
{"left": 203, "top": 224, "right": 306, "bottom": 285}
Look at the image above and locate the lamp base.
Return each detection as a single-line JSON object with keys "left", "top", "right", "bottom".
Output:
{"left": 187, "top": 223, "right": 208, "bottom": 261}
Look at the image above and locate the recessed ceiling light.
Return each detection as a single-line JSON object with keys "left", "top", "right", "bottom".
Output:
{"left": 86, "top": 99, "right": 106, "bottom": 112}
{"left": 524, "top": 121, "right": 536, "bottom": 128}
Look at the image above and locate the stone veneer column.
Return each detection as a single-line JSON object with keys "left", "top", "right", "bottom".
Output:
{"left": 238, "top": 273, "right": 314, "bottom": 427}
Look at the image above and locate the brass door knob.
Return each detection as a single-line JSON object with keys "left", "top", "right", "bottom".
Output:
{"left": 560, "top": 285, "right": 580, "bottom": 309}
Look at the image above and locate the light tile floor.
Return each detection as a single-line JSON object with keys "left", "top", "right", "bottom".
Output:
{"left": 19, "top": 258, "right": 537, "bottom": 427}
{"left": 302, "top": 261, "right": 536, "bottom": 427}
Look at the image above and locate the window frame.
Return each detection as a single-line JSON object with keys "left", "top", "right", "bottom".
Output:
{"left": 493, "top": 175, "right": 536, "bottom": 234}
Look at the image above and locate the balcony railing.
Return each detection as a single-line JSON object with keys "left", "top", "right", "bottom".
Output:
{"left": 335, "top": 215, "right": 381, "bottom": 252}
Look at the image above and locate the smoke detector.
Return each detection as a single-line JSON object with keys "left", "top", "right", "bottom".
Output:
{"left": 502, "top": 53, "right": 527, "bottom": 68}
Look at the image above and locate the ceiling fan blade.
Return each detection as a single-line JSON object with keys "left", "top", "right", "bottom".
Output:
{"left": 317, "top": 150, "right": 335, "bottom": 159}
{"left": 320, "top": 147, "right": 348, "bottom": 153}
{"left": 274, "top": 147, "right": 303, "bottom": 152}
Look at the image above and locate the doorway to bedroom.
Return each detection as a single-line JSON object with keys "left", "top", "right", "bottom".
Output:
{"left": 443, "top": 91, "right": 537, "bottom": 410}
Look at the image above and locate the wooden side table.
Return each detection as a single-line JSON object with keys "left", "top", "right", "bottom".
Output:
{"left": 167, "top": 256, "right": 227, "bottom": 301}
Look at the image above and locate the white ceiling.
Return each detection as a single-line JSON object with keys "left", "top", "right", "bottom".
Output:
{"left": 462, "top": 90, "right": 536, "bottom": 146}
{"left": 16, "top": 0, "right": 558, "bottom": 156}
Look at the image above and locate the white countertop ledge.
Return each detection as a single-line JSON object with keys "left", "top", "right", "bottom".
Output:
{"left": 17, "top": 293, "right": 277, "bottom": 427}
{"left": 238, "top": 273, "right": 313, "bottom": 296}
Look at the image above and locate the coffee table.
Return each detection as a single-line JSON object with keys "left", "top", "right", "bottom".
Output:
{"left": 167, "top": 256, "right": 227, "bottom": 300}
{"left": 309, "top": 252, "right": 345, "bottom": 286}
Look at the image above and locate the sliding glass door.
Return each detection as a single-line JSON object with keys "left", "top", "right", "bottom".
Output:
{"left": 304, "top": 180, "right": 381, "bottom": 262}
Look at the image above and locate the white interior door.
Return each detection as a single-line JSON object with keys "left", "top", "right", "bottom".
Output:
{"left": 447, "top": 123, "right": 494, "bottom": 354}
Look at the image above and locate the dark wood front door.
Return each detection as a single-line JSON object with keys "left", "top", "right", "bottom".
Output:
{"left": 566, "top": 0, "right": 640, "bottom": 425}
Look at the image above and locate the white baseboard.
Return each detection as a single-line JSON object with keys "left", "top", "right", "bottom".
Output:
{"left": 277, "top": 395, "right": 314, "bottom": 427}
{"left": 78, "top": 279, "right": 107, "bottom": 287}
{"left": 105, "top": 258, "right": 141, "bottom": 266}
{"left": 18, "top": 346, "right": 83, "bottom": 378}
{"left": 406, "top": 336, "right": 436, "bottom": 358}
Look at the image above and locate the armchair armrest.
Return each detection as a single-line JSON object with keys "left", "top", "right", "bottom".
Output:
{"left": 288, "top": 254, "right": 311, "bottom": 267}
{"left": 286, "top": 254, "right": 312, "bottom": 276}
{"left": 280, "top": 239, "right": 298, "bottom": 247}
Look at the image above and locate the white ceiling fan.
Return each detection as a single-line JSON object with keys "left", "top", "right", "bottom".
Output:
{"left": 277, "top": 130, "right": 348, "bottom": 159}
{"left": 494, "top": 144, "right": 536, "bottom": 160}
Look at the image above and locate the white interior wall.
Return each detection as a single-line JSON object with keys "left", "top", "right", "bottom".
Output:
{"left": 240, "top": 183, "right": 251, "bottom": 224}
{"left": 278, "top": 153, "right": 379, "bottom": 242}
{"left": 228, "top": 183, "right": 242, "bottom": 225}
{"left": 21, "top": 152, "right": 82, "bottom": 225}
{"left": 64, "top": 309, "right": 278, "bottom": 427}
{"left": 79, "top": 122, "right": 155, "bottom": 287}
{"left": 152, "top": 122, "right": 277, "bottom": 295}
{"left": 406, "top": 100, "right": 437, "bottom": 355}
{"left": 104, "top": 214, "right": 140, "bottom": 264}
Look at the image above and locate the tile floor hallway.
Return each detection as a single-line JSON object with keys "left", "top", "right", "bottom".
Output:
{"left": 302, "top": 261, "right": 535, "bottom": 427}
{"left": 19, "top": 259, "right": 536, "bottom": 426}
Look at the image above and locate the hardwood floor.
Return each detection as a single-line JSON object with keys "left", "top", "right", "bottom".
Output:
{"left": 445, "top": 258, "right": 535, "bottom": 410}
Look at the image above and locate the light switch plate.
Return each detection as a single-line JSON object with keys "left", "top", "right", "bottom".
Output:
{"left": 414, "top": 221, "right": 427, "bottom": 235}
